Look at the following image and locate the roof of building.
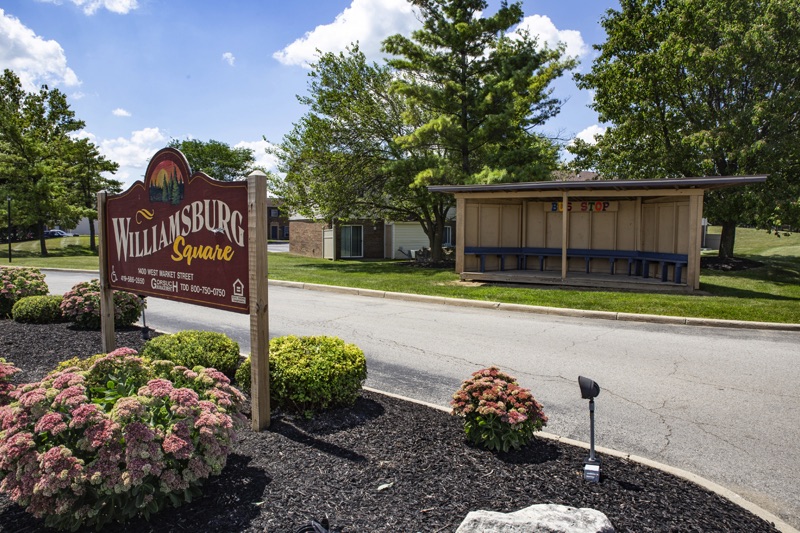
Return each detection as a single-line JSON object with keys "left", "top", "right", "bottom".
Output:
{"left": 428, "top": 175, "right": 767, "bottom": 194}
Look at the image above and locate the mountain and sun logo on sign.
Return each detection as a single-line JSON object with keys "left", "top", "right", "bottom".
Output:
{"left": 148, "top": 157, "right": 185, "bottom": 205}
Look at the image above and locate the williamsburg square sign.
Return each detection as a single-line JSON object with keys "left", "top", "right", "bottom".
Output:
{"left": 98, "top": 147, "right": 271, "bottom": 430}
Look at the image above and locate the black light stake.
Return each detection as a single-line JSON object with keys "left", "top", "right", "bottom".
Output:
{"left": 578, "top": 375, "right": 601, "bottom": 482}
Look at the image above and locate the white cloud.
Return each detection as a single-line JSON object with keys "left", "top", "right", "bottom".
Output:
{"left": 112, "top": 108, "right": 131, "bottom": 117}
{"left": 574, "top": 124, "right": 606, "bottom": 145}
{"left": 515, "top": 15, "right": 588, "bottom": 59}
{"left": 99, "top": 127, "right": 167, "bottom": 171}
{"left": 235, "top": 139, "right": 279, "bottom": 174}
{"left": 0, "top": 8, "right": 80, "bottom": 91}
{"left": 273, "top": 0, "right": 421, "bottom": 68}
{"left": 37, "top": 0, "right": 139, "bottom": 15}
{"left": 222, "top": 52, "right": 235, "bottom": 66}
{"left": 96, "top": 127, "right": 167, "bottom": 187}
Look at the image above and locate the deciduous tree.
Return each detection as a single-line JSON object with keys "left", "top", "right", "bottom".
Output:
{"left": 167, "top": 138, "right": 256, "bottom": 182}
{"left": 569, "top": 0, "right": 800, "bottom": 258}
{"left": 271, "top": 46, "right": 448, "bottom": 256}
{"left": 63, "top": 138, "right": 121, "bottom": 251}
{"left": 273, "top": 0, "right": 575, "bottom": 261}
{"left": 0, "top": 69, "right": 85, "bottom": 256}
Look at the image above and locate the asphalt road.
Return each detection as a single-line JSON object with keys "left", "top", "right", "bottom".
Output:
{"left": 44, "top": 269, "right": 800, "bottom": 529}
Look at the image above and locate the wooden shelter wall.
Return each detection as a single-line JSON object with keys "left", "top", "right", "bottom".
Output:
{"left": 463, "top": 198, "right": 690, "bottom": 275}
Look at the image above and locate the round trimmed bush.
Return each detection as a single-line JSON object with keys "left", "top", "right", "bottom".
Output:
{"left": 451, "top": 367, "right": 547, "bottom": 452}
{"left": 60, "top": 279, "right": 144, "bottom": 329}
{"left": 12, "top": 295, "right": 64, "bottom": 323}
{"left": 0, "top": 348, "right": 246, "bottom": 531}
{"left": 0, "top": 266, "right": 49, "bottom": 317}
{"left": 242, "top": 335, "right": 367, "bottom": 415}
{"left": 141, "top": 330, "right": 241, "bottom": 378}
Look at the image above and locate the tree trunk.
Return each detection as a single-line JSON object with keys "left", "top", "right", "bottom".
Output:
{"left": 718, "top": 221, "right": 737, "bottom": 259}
{"left": 430, "top": 220, "right": 443, "bottom": 262}
{"left": 38, "top": 221, "right": 48, "bottom": 257}
{"left": 89, "top": 217, "right": 97, "bottom": 253}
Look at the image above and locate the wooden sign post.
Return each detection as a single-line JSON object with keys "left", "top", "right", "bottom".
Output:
{"left": 98, "top": 190, "right": 116, "bottom": 353}
{"left": 248, "top": 171, "right": 270, "bottom": 430}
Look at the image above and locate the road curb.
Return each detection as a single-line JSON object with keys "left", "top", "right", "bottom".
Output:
{"left": 272, "top": 280, "right": 800, "bottom": 332}
{"left": 363, "top": 386, "right": 799, "bottom": 533}
{"left": 32, "top": 270, "right": 800, "bottom": 330}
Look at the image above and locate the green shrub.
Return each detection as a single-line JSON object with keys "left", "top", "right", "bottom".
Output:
{"left": 53, "top": 352, "right": 110, "bottom": 373}
{"left": 266, "top": 335, "right": 366, "bottom": 415}
{"left": 141, "top": 330, "right": 241, "bottom": 377}
{"left": 11, "top": 295, "right": 64, "bottom": 323}
{"left": 0, "top": 266, "right": 49, "bottom": 317}
{"left": 60, "top": 279, "right": 144, "bottom": 329}
{"left": 235, "top": 357, "right": 251, "bottom": 388}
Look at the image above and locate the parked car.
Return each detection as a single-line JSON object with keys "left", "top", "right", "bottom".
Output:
{"left": 43, "top": 230, "right": 75, "bottom": 238}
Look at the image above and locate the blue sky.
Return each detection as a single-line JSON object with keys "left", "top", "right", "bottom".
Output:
{"left": 1, "top": 0, "right": 617, "bottom": 188}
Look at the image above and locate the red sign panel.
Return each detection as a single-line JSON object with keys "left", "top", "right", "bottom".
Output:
{"left": 105, "top": 148, "right": 249, "bottom": 313}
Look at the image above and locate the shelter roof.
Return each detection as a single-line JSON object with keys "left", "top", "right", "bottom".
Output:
{"left": 428, "top": 175, "right": 767, "bottom": 194}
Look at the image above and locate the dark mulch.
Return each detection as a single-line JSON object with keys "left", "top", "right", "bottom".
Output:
{"left": 701, "top": 255, "right": 764, "bottom": 271}
{"left": 0, "top": 321, "right": 779, "bottom": 532}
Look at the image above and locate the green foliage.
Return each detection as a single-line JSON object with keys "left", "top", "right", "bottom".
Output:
{"left": 54, "top": 352, "right": 108, "bottom": 373}
{"left": 271, "top": 45, "right": 454, "bottom": 257}
{"left": 141, "top": 330, "right": 241, "bottom": 378}
{"left": 241, "top": 335, "right": 367, "bottom": 415}
{"left": 167, "top": 138, "right": 256, "bottom": 181}
{"left": 0, "top": 69, "right": 91, "bottom": 256}
{"left": 11, "top": 294, "right": 63, "bottom": 323}
{"left": 451, "top": 367, "right": 547, "bottom": 452}
{"left": 60, "top": 279, "right": 144, "bottom": 329}
{"left": 570, "top": 0, "right": 800, "bottom": 258}
{"left": 0, "top": 266, "right": 49, "bottom": 317}
{"left": 234, "top": 357, "right": 251, "bottom": 388}
{"left": 62, "top": 137, "right": 121, "bottom": 252}
{"left": 383, "top": 0, "right": 574, "bottom": 187}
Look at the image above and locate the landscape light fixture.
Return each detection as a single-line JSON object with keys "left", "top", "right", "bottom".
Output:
{"left": 578, "top": 375, "right": 601, "bottom": 483}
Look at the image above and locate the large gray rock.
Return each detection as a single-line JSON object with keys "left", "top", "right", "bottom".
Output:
{"left": 455, "top": 503, "right": 615, "bottom": 533}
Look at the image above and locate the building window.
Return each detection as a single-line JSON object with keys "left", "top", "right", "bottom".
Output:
{"left": 269, "top": 208, "right": 280, "bottom": 218}
{"left": 443, "top": 226, "right": 453, "bottom": 246}
{"left": 340, "top": 225, "right": 363, "bottom": 258}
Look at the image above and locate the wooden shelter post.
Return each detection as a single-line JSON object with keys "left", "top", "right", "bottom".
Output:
{"left": 455, "top": 196, "right": 465, "bottom": 274}
{"left": 248, "top": 171, "right": 270, "bottom": 430}
{"left": 97, "top": 190, "right": 116, "bottom": 353}
{"left": 688, "top": 192, "right": 704, "bottom": 289}
{"left": 561, "top": 190, "right": 569, "bottom": 280}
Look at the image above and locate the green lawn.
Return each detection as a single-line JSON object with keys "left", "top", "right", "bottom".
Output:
{"left": 3, "top": 228, "right": 798, "bottom": 324}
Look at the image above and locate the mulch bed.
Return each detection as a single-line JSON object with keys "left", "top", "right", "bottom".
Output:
{"left": 0, "top": 321, "right": 779, "bottom": 532}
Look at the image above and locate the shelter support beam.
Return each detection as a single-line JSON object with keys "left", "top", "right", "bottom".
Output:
{"left": 561, "top": 191, "right": 569, "bottom": 280}
{"left": 456, "top": 197, "right": 465, "bottom": 274}
{"left": 688, "top": 192, "right": 703, "bottom": 289}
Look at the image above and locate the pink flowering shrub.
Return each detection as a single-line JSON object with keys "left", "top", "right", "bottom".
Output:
{"left": 60, "top": 279, "right": 144, "bottom": 329}
{"left": 0, "top": 347, "right": 247, "bottom": 531}
{"left": 0, "top": 358, "right": 20, "bottom": 406}
{"left": 0, "top": 266, "right": 49, "bottom": 317}
{"left": 451, "top": 367, "right": 548, "bottom": 452}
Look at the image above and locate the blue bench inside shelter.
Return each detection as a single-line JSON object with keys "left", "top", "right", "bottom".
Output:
{"left": 464, "top": 246, "right": 688, "bottom": 283}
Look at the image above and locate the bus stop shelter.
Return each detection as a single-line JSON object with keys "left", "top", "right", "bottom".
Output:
{"left": 429, "top": 175, "right": 766, "bottom": 293}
